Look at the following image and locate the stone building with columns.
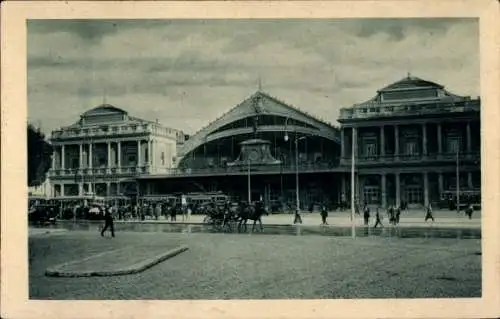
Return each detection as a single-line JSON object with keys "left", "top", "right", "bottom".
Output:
{"left": 338, "top": 75, "right": 481, "bottom": 209}
{"left": 48, "top": 104, "right": 185, "bottom": 199}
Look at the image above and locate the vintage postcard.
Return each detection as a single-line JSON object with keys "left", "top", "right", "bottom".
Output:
{"left": 1, "top": 1, "right": 499, "bottom": 319}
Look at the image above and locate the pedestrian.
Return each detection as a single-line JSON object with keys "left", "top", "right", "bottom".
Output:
{"left": 388, "top": 205, "right": 395, "bottom": 225}
{"left": 424, "top": 204, "right": 434, "bottom": 222}
{"left": 320, "top": 204, "right": 328, "bottom": 225}
{"left": 465, "top": 203, "right": 474, "bottom": 220}
{"left": 170, "top": 204, "right": 177, "bottom": 222}
{"left": 293, "top": 208, "right": 302, "bottom": 224}
{"left": 187, "top": 204, "right": 192, "bottom": 221}
{"left": 100, "top": 205, "right": 115, "bottom": 238}
{"left": 395, "top": 206, "right": 401, "bottom": 225}
{"left": 373, "top": 207, "right": 383, "bottom": 228}
{"left": 155, "top": 203, "right": 161, "bottom": 221}
{"left": 363, "top": 204, "right": 370, "bottom": 225}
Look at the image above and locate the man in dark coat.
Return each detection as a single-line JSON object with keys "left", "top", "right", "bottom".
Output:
{"left": 424, "top": 204, "right": 435, "bottom": 222}
{"left": 373, "top": 207, "right": 383, "bottom": 228}
{"left": 320, "top": 204, "right": 328, "bottom": 225}
{"left": 363, "top": 204, "right": 370, "bottom": 226}
{"left": 101, "top": 205, "right": 115, "bottom": 238}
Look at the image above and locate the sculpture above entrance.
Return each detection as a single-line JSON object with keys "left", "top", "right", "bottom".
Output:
{"left": 227, "top": 139, "right": 281, "bottom": 169}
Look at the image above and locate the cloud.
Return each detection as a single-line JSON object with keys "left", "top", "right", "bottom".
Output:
{"left": 27, "top": 18, "right": 479, "bottom": 136}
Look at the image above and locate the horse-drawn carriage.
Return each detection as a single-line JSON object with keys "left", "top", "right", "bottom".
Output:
{"left": 203, "top": 201, "right": 268, "bottom": 233}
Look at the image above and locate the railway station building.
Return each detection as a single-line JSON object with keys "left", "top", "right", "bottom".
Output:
{"left": 46, "top": 75, "right": 481, "bottom": 210}
{"left": 48, "top": 104, "right": 186, "bottom": 200}
{"left": 136, "top": 90, "right": 343, "bottom": 209}
{"left": 338, "top": 75, "right": 481, "bottom": 209}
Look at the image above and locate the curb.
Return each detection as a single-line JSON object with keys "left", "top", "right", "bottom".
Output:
{"left": 29, "top": 229, "right": 68, "bottom": 237}
{"left": 45, "top": 245, "right": 189, "bottom": 277}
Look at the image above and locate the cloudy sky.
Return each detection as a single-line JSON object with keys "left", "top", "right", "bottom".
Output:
{"left": 28, "top": 18, "right": 479, "bottom": 136}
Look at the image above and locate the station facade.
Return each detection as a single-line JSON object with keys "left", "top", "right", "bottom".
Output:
{"left": 338, "top": 75, "right": 481, "bottom": 208}
{"left": 46, "top": 75, "right": 481, "bottom": 210}
{"left": 48, "top": 104, "right": 186, "bottom": 199}
{"left": 136, "top": 90, "right": 342, "bottom": 209}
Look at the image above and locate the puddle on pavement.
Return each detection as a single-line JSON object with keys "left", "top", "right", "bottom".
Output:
{"left": 33, "top": 221, "right": 481, "bottom": 239}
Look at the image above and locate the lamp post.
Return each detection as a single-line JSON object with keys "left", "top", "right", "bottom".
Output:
{"left": 456, "top": 139, "right": 460, "bottom": 214}
{"left": 247, "top": 157, "right": 251, "bottom": 204}
{"left": 284, "top": 117, "right": 307, "bottom": 221}
{"left": 279, "top": 153, "right": 284, "bottom": 211}
{"left": 351, "top": 127, "right": 357, "bottom": 238}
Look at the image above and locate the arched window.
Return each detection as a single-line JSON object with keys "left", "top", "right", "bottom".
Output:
{"left": 208, "top": 115, "right": 318, "bottom": 135}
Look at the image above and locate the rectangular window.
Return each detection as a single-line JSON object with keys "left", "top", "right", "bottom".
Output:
{"left": 405, "top": 186, "right": 423, "bottom": 204}
{"left": 364, "top": 143, "right": 377, "bottom": 157}
{"left": 448, "top": 138, "right": 460, "bottom": 154}
{"left": 363, "top": 186, "right": 380, "bottom": 205}
{"left": 382, "top": 89, "right": 438, "bottom": 101}
{"left": 405, "top": 140, "right": 418, "bottom": 156}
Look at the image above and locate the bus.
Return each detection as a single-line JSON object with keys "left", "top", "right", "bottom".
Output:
{"left": 437, "top": 190, "right": 481, "bottom": 210}
{"left": 139, "top": 192, "right": 230, "bottom": 209}
{"left": 54, "top": 194, "right": 107, "bottom": 219}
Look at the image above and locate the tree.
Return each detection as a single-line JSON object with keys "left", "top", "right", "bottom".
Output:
{"left": 27, "top": 124, "right": 53, "bottom": 187}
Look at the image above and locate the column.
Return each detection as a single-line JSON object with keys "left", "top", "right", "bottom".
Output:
{"left": 152, "top": 140, "right": 156, "bottom": 167}
{"left": 89, "top": 144, "right": 93, "bottom": 168}
{"left": 341, "top": 174, "right": 346, "bottom": 203}
{"left": 78, "top": 183, "right": 83, "bottom": 196}
{"left": 60, "top": 184, "right": 65, "bottom": 197}
{"left": 106, "top": 182, "right": 111, "bottom": 197}
{"left": 466, "top": 122, "right": 471, "bottom": 154}
{"left": 381, "top": 173, "right": 387, "bottom": 208}
{"left": 79, "top": 144, "right": 83, "bottom": 168}
{"left": 394, "top": 125, "right": 399, "bottom": 159}
{"left": 423, "top": 172, "right": 429, "bottom": 207}
{"left": 52, "top": 146, "right": 56, "bottom": 169}
{"left": 422, "top": 123, "right": 427, "bottom": 156}
{"left": 340, "top": 128, "right": 345, "bottom": 159}
{"left": 148, "top": 140, "right": 153, "bottom": 165}
{"left": 467, "top": 172, "right": 473, "bottom": 189}
{"left": 438, "top": 173, "right": 444, "bottom": 195}
{"left": 153, "top": 140, "right": 158, "bottom": 166}
{"left": 437, "top": 123, "right": 442, "bottom": 155}
{"left": 117, "top": 142, "right": 122, "bottom": 167}
{"left": 395, "top": 172, "right": 401, "bottom": 208}
{"left": 137, "top": 140, "right": 142, "bottom": 167}
{"left": 107, "top": 142, "right": 111, "bottom": 168}
{"left": 380, "top": 126, "right": 385, "bottom": 157}
{"left": 353, "top": 127, "right": 358, "bottom": 158}
{"left": 61, "top": 145, "right": 66, "bottom": 169}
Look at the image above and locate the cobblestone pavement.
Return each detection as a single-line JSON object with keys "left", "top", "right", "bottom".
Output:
{"left": 29, "top": 231, "right": 481, "bottom": 299}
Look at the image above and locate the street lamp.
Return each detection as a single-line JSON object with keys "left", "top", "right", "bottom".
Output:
{"left": 247, "top": 157, "right": 251, "bottom": 204}
{"left": 284, "top": 119, "right": 306, "bottom": 219}
{"left": 456, "top": 139, "right": 461, "bottom": 214}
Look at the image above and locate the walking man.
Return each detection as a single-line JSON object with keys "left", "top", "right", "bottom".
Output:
{"left": 395, "top": 206, "right": 401, "bottom": 225}
{"left": 465, "top": 203, "right": 474, "bottom": 220}
{"left": 373, "top": 207, "right": 383, "bottom": 228}
{"left": 155, "top": 203, "right": 161, "bottom": 221}
{"left": 424, "top": 203, "right": 435, "bottom": 222}
{"left": 293, "top": 207, "right": 302, "bottom": 224}
{"left": 101, "top": 205, "right": 115, "bottom": 238}
{"left": 363, "top": 203, "right": 370, "bottom": 226}
{"left": 320, "top": 204, "right": 328, "bottom": 225}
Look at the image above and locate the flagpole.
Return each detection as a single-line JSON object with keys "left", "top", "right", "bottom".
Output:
{"left": 351, "top": 128, "right": 356, "bottom": 238}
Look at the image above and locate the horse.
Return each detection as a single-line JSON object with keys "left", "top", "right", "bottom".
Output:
{"left": 237, "top": 202, "right": 268, "bottom": 233}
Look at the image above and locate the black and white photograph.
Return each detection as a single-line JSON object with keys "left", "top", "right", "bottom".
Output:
{"left": 2, "top": 1, "right": 500, "bottom": 319}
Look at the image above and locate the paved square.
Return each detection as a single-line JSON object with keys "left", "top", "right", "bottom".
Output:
{"left": 29, "top": 231, "right": 481, "bottom": 299}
